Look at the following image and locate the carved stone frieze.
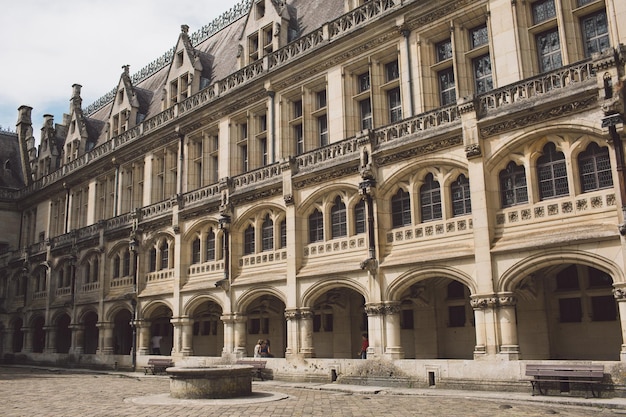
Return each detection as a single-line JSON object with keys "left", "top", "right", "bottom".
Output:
{"left": 464, "top": 143, "right": 481, "bottom": 159}
{"left": 375, "top": 136, "right": 463, "bottom": 166}
{"left": 479, "top": 96, "right": 598, "bottom": 137}
{"left": 470, "top": 297, "right": 497, "bottom": 309}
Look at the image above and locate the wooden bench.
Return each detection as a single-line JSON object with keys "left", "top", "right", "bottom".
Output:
{"left": 144, "top": 358, "right": 174, "bottom": 375}
{"left": 235, "top": 360, "right": 267, "bottom": 380}
{"left": 525, "top": 364, "right": 604, "bottom": 398}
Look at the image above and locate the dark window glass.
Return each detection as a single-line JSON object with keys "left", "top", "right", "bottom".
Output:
{"left": 358, "top": 72, "right": 370, "bottom": 93}
{"left": 532, "top": 0, "right": 556, "bottom": 24}
{"left": 588, "top": 267, "right": 612, "bottom": 288}
{"left": 536, "top": 29, "right": 562, "bottom": 72}
{"left": 436, "top": 39, "right": 453, "bottom": 61}
{"left": 579, "top": 142, "right": 613, "bottom": 192}
{"left": 447, "top": 281, "right": 466, "bottom": 299}
{"left": 470, "top": 24, "right": 489, "bottom": 49}
{"left": 206, "top": 229, "right": 216, "bottom": 261}
{"left": 280, "top": 220, "right": 287, "bottom": 248}
{"left": 159, "top": 242, "right": 168, "bottom": 270}
{"left": 591, "top": 295, "right": 617, "bottom": 321}
{"left": 537, "top": 142, "right": 569, "bottom": 199}
{"left": 420, "top": 173, "right": 442, "bottom": 222}
{"left": 401, "top": 309, "right": 414, "bottom": 330}
{"left": 355, "top": 199, "right": 366, "bottom": 234}
{"left": 451, "top": 174, "right": 471, "bottom": 216}
{"left": 385, "top": 60, "right": 399, "bottom": 82}
{"left": 262, "top": 215, "right": 273, "bottom": 251}
{"left": 500, "top": 162, "right": 528, "bottom": 207}
{"left": 309, "top": 209, "right": 324, "bottom": 243}
{"left": 448, "top": 305, "right": 466, "bottom": 327}
{"left": 439, "top": 67, "right": 456, "bottom": 106}
{"left": 192, "top": 238, "right": 200, "bottom": 264}
{"left": 331, "top": 196, "right": 347, "bottom": 238}
{"left": 244, "top": 225, "right": 255, "bottom": 255}
{"left": 559, "top": 297, "right": 583, "bottom": 322}
{"left": 473, "top": 54, "right": 493, "bottom": 93}
{"left": 388, "top": 87, "right": 402, "bottom": 123}
{"left": 360, "top": 99, "right": 372, "bottom": 130}
{"left": 556, "top": 265, "right": 579, "bottom": 290}
{"left": 391, "top": 188, "right": 411, "bottom": 228}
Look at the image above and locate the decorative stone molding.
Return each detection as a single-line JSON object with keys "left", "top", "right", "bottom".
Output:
{"left": 376, "top": 136, "right": 463, "bottom": 166}
{"left": 360, "top": 257, "right": 378, "bottom": 274}
{"left": 498, "top": 295, "right": 517, "bottom": 307}
{"left": 613, "top": 287, "right": 626, "bottom": 301}
{"left": 480, "top": 96, "right": 597, "bottom": 137}
{"left": 284, "top": 194, "right": 295, "bottom": 206}
{"left": 464, "top": 143, "right": 481, "bottom": 159}
{"left": 470, "top": 296, "right": 497, "bottom": 309}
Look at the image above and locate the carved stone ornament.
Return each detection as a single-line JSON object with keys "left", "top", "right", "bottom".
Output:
{"left": 464, "top": 143, "right": 481, "bottom": 159}
{"left": 498, "top": 296, "right": 517, "bottom": 307}
{"left": 470, "top": 297, "right": 498, "bottom": 309}
{"left": 360, "top": 257, "right": 378, "bottom": 274}
{"left": 364, "top": 304, "right": 386, "bottom": 316}
{"left": 613, "top": 287, "right": 626, "bottom": 301}
{"left": 284, "top": 194, "right": 295, "bottom": 206}
{"left": 284, "top": 310, "right": 301, "bottom": 320}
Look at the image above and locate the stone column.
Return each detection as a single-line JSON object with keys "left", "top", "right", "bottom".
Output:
{"left": 221, "top": 314, "right": 236, "bottom": 355}
{"left": 70, "top": 324, "right": 85, "bottom": 355}
{"left": 233, "top": 314, "right": 247, "bottom": 356}
{"left": 470, "top": 296, "right": 497, "bottom": 357}
{"left": 364, "top": 303, "right": 386, "bottom": 358}
{"left": 44, "top": 325, "right": 56, "bottom": 353}
{"left": 284, "top": 309, "right": 300, "bottom": 358}
{"left": 21, "top": 327, "right": 32, "bottom": 353}
{"left": 613, "top": 286, "right": 626, "bottom": 361}
{"left": 299, "top": 308, "right": 315, "bottom": 358}
{"left": 497, "top": 294, "right": 519, "bottom": 359}
{"left": 135, "top": 320, "right": 150, "bottom": 356}
{"left": 383, "top": 302, "right": 404, "bottom": 359}
{"left": 179, "top": 316, "right": 194, "bottom": 357}
{"left": 170, "top": 317, "right": 185, "bottom": 355}
{"left": 97, "top": 322, "right": 114, "bottom": 355}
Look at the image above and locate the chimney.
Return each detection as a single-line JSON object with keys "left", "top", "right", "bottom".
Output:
{"left": 16, "top": 105, "right": 34, "bottom": 185}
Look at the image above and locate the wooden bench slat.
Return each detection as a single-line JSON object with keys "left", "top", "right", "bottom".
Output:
{"left": 524, "top": 364, "right": 604, "bottom": 398}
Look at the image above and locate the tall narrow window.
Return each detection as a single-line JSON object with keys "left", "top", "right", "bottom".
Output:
{"left": 360, "top": 99, "right": 373, "bottom": 130}
{"left": 355, "top": 199, "right": 366, "bottom": 234}
{"left": 206, "top": 229, "right": 216, "bottom": 261}
{"left": 294, "top": 124, "right": 304, "bottom": 155}
{"left": 439, "top": 68, "right": 456, "bottom": 106}
{"left": 160, "top": 242, "right": 169, "bottom": 270}
{"left": 451, "top": 174, "right": 471, "bottom": 216}
{"left": 537, "top": 142, "right": 569, "bottom": 199}
{"left": 262, "top": 214, "right": 274, "bottom": 251}
{"left": 331, "top": 196, "right": 347, "bottom": 239}
{"left": 391, "top": 188, "right": 411, "bottom": 228}
{"left": 309, "top": 209, "right": 324, "bottom": 243}
{"left": 500, "top": 161, "right": 528, "bottom": 207}
{"left": 581, "top": 11, "right": 609, "bottom": 57}
{"left": 385, "top": 60, "right": 399, "bottom": 82}
{"left": 280, "top": 219, "right": 287, "bottom": 248}
{"left": 149, "top": 248, "right": 157, "bottom": 272}
{"left": 473, "top": 54, "right": 493, "bottom": 94}
{"left": 244, "top": 225, "right": 255, "bottom": 255}
{"left": 536, "top": 29, "right": 562, "bottom": 72}
{"left": 318, "top": 115, "right": 328, "bottom": 147}
{"left": 192, "top": 237, "right": 201, "bottom": 264}
{"left": 579, "top": 142, "right": 613, "bottom": 192}
{"left": 388, "top": 87, "right": 402, "bottom": 123}
{"left": 420, "top": 174, "right": 442, "bottom": 222}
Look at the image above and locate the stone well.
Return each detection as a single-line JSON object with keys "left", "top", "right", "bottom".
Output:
{"left": 167, "top": 365, "right": 253, "bottom": 399}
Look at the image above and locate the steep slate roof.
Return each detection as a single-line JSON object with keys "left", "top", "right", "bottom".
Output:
{"left": 80, "top": 0, "right": 346, "bottom": 148}
{"left": 0, "top": 131, "right": 25, "bottom": 189}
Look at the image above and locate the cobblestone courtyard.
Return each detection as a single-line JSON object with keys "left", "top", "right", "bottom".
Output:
{"left": 1, "top": 366, "right": 625, "bottom": 416}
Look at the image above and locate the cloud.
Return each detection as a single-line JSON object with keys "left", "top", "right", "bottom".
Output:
{"left": 0, "top": 0, "right": 241, "bottom": 132}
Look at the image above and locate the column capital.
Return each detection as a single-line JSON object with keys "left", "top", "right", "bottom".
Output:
{"left": 364, "top": 302, "right": 400, "bottom": 316}
{"left": 470, "top": 295, "right": 498, "bottom": 309}
{"left": 613, "top": 286, "right": 626, "bottom": 301}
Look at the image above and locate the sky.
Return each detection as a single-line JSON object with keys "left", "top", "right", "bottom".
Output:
{"left": 0, "top": 0, "right": 243, "bottom": 134}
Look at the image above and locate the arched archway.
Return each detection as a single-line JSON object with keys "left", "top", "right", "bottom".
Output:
{"left": 55, "top": 314, "right": 71, "bottom": 354}
{"left": 242, "top": 295, "right": 286, "bottom": 358}
{"left": 189, "top": 300, "right": 223, "bottom": 356}
{"left": 145, "top": 304, "right": 173, "bottom": 356}
{"left": 395, "top": 278, "right": 475, "bottom": 359}
{"left": 82, "top": 311, "right": 99, "bottom": 354}
{"left": 514, "top": 263, "right": 620, "bottom": 360}
{"left": 113, "top": 309, "right": 132, "bottom": 355}
{"left": 310, "top": 287, "right": 366, "bottom": 359}
{"left": 31, "top": 316, "right": 45, "bottom": 353}
{"left": 11, "top": 318, "right": 23, "bottom": 353}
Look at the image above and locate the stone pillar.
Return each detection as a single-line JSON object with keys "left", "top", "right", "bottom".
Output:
{"left": 383, "top": 302, "right": 404, "bottom": 359}
{"left": 136, "top": 320, "right": 150, "bottom": 356}
{"left": 170, "top": 317, "right": 185, "bottom": 355}
{"left": 497, "top": 294, "right": 519, "bottom": 359}
{"left": 284, "top": 309, "right": 300, "bottom": 357}
{"left": 299, "top": 308, "right": 315, "bottom": 358}
{"left": 179, "top": 316, "right": 194, "bottom": 356}
{"left": 21, "top": 327, "right": 32, "bottom": 353}
{"left": 97, "top": 322, "right": 114, "bottom": 354}
{"left": 613, "top": 286, "right": 626, "bottom": 361}
{"left": 70, "top": 324, "right": 85, "bottom": 355}
{"left": 470, "top": 296, "right": 497, "bottom": 357}
{"left": 221, "top": 314, "right": 236, "bottom": 355}
{"left": 364, "top": 303, "right": 386, "bottom": 358}
{"left": 233, "top": 314, "right": 247, "bottom": 356}
{"left": 44, "top": 325, "right": 56, "bottom": 353}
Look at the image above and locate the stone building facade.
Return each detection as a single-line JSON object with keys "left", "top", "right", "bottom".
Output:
{"left": 1, "top": 0, "right": 626, "bottom": 389}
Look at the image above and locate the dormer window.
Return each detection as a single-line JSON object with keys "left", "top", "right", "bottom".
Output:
{"left": 118, "top": 89, "right": 124, "bottom": 104}
{"left": 256, "top": 0, "right": 265, "bottom": 19}
{"left": 249, "top": 33, "right": 260, "bottom": 61}
{"left": 70, "top": 120, "right": 76, "bottom": 134}
{"left": 177, "top": 51, "right": 184, "bottom": 67}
